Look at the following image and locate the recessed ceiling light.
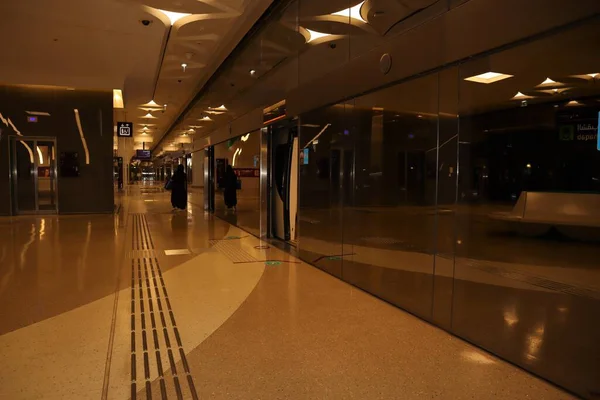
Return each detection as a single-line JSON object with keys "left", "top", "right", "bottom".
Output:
{"left": 331, "top": 1, "right": 367, "bottom": 23}
{"left": 157, "top": 9, "right": 191, "bottom": 25}
{"left": 511, "top": 91, "right": 533, "bottom": 100}
{"left": 305, "top": 29, "right": 331, "bottom": 43}
{"left": 113, "top": 89, "right": 124, "bottom": 108}
{"left": 464, "top": 72, "right": 513, "bottom": 84}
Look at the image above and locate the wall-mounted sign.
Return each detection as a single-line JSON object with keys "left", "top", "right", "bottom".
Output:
{"left": 263, "top": 100, "right": 286, "bottom": 125}
{"left": 234, "top": 168, "right": 259, "bottom": 178}
{"left": 300, "top": 148, "right": 309, "bottom": 165}
{"left": 117, "top": 122, "right": 133, "bottom": 137}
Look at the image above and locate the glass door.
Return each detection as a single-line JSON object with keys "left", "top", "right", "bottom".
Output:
{"left": 36, "top": 141, "right": 57, "bottom": 211}
{"left": 10, "top": 137, "right": 58, "bottom": 214}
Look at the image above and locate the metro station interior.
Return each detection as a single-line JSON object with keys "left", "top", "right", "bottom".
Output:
{"left": 1, "top": 0, "right": 599, "bottom": 399}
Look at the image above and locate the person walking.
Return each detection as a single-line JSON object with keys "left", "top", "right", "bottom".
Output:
{"left": 223, "top": 165, "right": 238, "bottom": 210}
{"left": 168, "top": 164, "right": 187, "bottom": 211}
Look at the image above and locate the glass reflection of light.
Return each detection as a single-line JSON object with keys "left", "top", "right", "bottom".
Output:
{"left": 461, "top": 350, "right": 496, "bottom": 365}
{"left": 503, "top": 308, "right": 519, "bottom": 327}
{"left": 525, "top": 323, "right": 545, "bottom": 363}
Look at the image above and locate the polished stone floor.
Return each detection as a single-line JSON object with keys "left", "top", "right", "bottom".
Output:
{"left": 0, "top": 184, "right": 579, "bottom": 399}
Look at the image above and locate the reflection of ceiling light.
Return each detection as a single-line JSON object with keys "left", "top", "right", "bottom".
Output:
{"left": 331, "top": 1, "right": 367, "bottom": 23}
{"left": 26, "top": 111, "right": 51, "bottom": 116}
{"left": 157, "top": 9, "right": 191, "bottom": 25}
{"left": 464, "top": 72, "right": 513, "bottom": 84}
{"left": 142, "top": 112, "right": 157, "bottom": 119}
{"left": 566, "top": 100, "right": 582, "bottom": 107}
{"left": 232, "top": 147, "right": 243, "bottom": 167}
{"left": 511, "top": 92, "right": 533, "bottom": 100}
{"left": 113, "top": 89, "right": 124, "bottom": 108}
{"left": 205, "top": 110, "right": 225, "bottom": 115}
{"left": 36, "top": 146, "right": 44, "bottom": 164}
{"left": 306, "top": 29, "right": 331, "bottom": 43}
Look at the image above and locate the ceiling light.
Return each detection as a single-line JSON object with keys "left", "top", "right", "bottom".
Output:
{"left": 588, "top": 73, "right": 598, "bottom": 78}
{"left": 205, "top": 110, "right": 225, "bottom": 115}
{"left": 540, "top": 78, "right": 556, "bottom": 85}
{"left": 209, "top": 105, "right": 227, "bottom": 111}
{"left": 332, "top": 1, "right": 367, "bottom": 23}
{"left": 181, "top": 63, "right": 187, "bottom": 72}
{"left": 241, "top": 134, "right": 250, "bottom": 142}
{"left": 566, "top": 100, "right": 582, "bottom": 107}
{"left": 142, "top": 112, "right": 157, "bottom": 119}
{"left": 141, "top": 100, "right": 162, "bottom": 108}
{"left": 511, "top": 92, "right": 533, "bottom": 100}
{"left": 250, "top": 69, "right": 256, "bottom": 76}
{"left": 113, "top": 89, "right": 124, "bottom": 108}
{"left": 157, "top": 9, "right": 191, "bottom": 25}
{"left": 188, "top": 128, "right": 195, "bottom": 132}
{"left": 199, "top": 116, "right": 212, "bottom": 121}
{"left": 306, "top": 29, "right": 331, "bottom": 43}
{"left": 464, "top": 72, "right": 513, "bottom": 84}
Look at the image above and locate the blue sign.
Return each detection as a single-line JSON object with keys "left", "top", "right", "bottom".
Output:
{"left": 27, "top": 116, "right": 38, "bottom": 123}
{"left": 301, "top": 148, "right": 309, "bottom": 165}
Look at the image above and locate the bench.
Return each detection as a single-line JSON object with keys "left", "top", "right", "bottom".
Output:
{"left": 489, "top": 191, "right": 600, "bottom": 241}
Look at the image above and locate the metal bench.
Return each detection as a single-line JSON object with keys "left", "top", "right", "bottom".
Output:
{"left": 489, "top": 191, "right": 600, "bottom": 241}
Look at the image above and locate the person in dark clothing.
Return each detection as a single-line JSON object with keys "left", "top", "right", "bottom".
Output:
{"left": 223, "top": 165, "right": 238, "bottom": 210}
{"left": 170, "top": 164, "right": 187, "bottom": 211}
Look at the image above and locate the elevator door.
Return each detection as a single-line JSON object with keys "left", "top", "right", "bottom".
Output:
{"left": 10, "top": 137, "right": 58, "bottom": 214}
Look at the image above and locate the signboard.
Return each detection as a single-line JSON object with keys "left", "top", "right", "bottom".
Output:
{"left": 117, "top": 122, "right": 133, "bottom": 137}
{"left": 300, "top": 148, "right": 309, "bottom": 165}
{"left": 234, "top": 168, "right": 259, "bottom": 178}
{"left": 136, "top": 149, "right": 151, "bottom": 160}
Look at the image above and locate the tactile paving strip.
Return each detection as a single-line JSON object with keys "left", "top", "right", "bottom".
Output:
{"left": 209, "top": 239, "right": 259, "bottom": 263}
{"left": 465, "top": 259, "right": 600, "bottom": 301}
{"left": 130, "top": 214, "right": 198, "bottom": 400}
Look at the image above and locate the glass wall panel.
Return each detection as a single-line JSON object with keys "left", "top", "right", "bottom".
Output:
{"left": 298, "top": 103, "right": 352, "bottom": 277}
{"left": 342, "top": 73, "right": 440, "bottom": 318}
{"left": 454, "top": 21, "right": 600, "bottom": 398}
{"left": 213, "top": 131, "right": 261, "bottom": 236}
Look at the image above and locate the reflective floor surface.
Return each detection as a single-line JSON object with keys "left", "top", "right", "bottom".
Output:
{"left": 0, "top": 185, "right": 578, "bottom": 399}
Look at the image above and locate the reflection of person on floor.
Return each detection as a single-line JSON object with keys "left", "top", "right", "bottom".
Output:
{"left": 170, "top": 164, "right": 187, "bottom": 211}
{"left": 224, "top": 165, "right": 238, "bottom": 211}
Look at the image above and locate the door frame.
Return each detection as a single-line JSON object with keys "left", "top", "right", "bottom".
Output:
{"left": 9, "top": 135, "right": 59, "bottom": 215}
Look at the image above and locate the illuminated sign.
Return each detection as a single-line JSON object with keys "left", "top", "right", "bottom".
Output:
{"left": 117, "top": 121, "right": 133, "bottom": 137}
{"left": 27, "top": 116, "right": 38, "bottom": 123}
{"left": 136, "top": 149, "right": 151, "bottom": 159}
